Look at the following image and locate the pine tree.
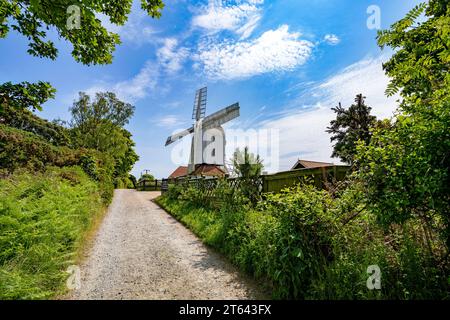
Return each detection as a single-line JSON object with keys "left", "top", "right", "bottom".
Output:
{"left": 327, "top": 94, "right": 377, "bottom": 165}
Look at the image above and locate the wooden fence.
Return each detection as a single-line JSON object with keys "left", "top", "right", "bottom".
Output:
{"left": 136, "top": 179, "right": 164, "bottom": 191}
{"left": 161, "top": 165, "right": 350, "bottom": 195}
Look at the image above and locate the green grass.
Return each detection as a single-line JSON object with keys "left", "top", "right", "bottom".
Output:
{"left": 0, "top": 166, "right": 105, "bottom": 299}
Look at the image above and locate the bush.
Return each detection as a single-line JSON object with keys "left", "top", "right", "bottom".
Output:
{"left": 158, "top": 183, "right": 338, "bottom": 298}
{"left": 157, "top": 180, "right": 450, "bottom": 299}
{"left": 0, "top": 166, "right": 104, "bottom": 299}
{"left": 0, "top": 125, "right": 115, "bottom": 204}
{"left": 1, "top": 105, "right": 71, "bottom": 146}
{"left": 0, "top": 125, "right": 80, "bottom": 172}
{"left": 253, "top": 185, "right": 336, "bottom": 298}
{"left": 165, "top": 184, "right": 183, "bottom": 201}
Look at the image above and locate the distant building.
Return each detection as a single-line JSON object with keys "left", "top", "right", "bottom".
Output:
{"left": 168, "top": 164, "right": 226, "bottom": 179}
{"left": 291, "top": 159, "right": 334, "bottom": 170}
{"left": 191, "top": 164, "right": 226, "bottom": 177}
{"left": 168, "top": 166, "right": 188, "bottom": 179}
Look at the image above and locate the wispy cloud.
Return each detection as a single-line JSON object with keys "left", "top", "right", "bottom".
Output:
{"left": 315, "top": 54, "right": 398, "bottom": 119}
{"left": 192, "top": 0, "right": 264, "bottom": 39}
{"left": 323, "top": 34, "right": 340, "bottom": 45}
{"left": 259, "top": 54, "right": 398, "bottom": 171}
{"left": 85, "top": 61, "right": 159, "bottom": 103}
{"left": 154, "top": 115, "right": 185, "bottom": 127}
{"left": 194, "top": 25, "right": 313, "bottom": 80}
{"left": 157, "top": 38, "right": 190, "bottom": 73}
{"left": 98, "top": 3, "right": 159, "bottom": 46}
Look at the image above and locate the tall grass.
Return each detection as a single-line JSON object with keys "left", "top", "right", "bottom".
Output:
{"left": 0, "top": 166, "right": 104, "bottom": 299}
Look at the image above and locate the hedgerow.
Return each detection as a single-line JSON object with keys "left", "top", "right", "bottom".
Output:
{"left": 0, "top": 167, "right": 104, "bottom": 299}
{"left": 0, "top": 125, "right": 115, "bottom": 203}
{"left": 156, "top": 181, "right": 449, "bottom": 299}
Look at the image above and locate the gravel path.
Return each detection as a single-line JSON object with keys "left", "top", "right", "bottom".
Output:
{"left": 67, "top": 190, "right": 266, "bottom": 300}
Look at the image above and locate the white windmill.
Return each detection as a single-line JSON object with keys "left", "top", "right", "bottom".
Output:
{"left": 165, "top": 87, "right": 240, "bottom": 175}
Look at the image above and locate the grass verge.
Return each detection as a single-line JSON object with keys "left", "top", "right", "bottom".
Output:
{"left": 0, "top": 166, "right": 107, "bottom": 299}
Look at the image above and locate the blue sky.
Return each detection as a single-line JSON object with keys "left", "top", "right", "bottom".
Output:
{"left": 0, "top": 0, "right": 422, "bottom": 178}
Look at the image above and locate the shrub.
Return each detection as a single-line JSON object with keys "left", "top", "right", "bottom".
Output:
{"left": 1, "top": 105, "right": 71, "bottom": 146}
{"left": 158, "top": 183, "right": 338, "bottom": 298}
{"left": 253, "top": 185, "right": 336, "bottom": 298}
{"left": 0, "top": 125, "right": 115, "bottom": 204}
{"left": 0, "top": 125, "right": 80, "bottom": 172}
{"left": 165, "top": 184, "right": 183, "bottom": 201}
{"left": 158, "top": 179, "right": 450, "bottom": 299}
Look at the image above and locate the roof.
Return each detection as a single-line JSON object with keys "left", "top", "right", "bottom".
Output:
{"left": 192, "top": 164, "right": 226, "bottom": 177}
{"left": 168, "top": 166, "right": 188, "bottom": 179}
{"left": 291, "top": 159, "right": 334, "bottom": 170}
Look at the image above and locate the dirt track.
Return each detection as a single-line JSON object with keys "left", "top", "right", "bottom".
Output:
{"left": 67, "top": 190, "right": 266, "bottom": 300}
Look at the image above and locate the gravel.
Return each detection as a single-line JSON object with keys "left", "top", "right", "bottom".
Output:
{"left": 66, "top": 190, "right": 267, "bottom": 300}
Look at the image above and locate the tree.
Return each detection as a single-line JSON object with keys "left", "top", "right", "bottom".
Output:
{"left": 139, "top": 173, "right": 155, "bottom": 182}
{"left": 232, "top": 146, "right": 264, "bottom": 178}
{"left": 70, "top": 91, "right": 134, "bottom": 151}
{"left": 128, "top": 174, "right": 137, "bottom": 189}
{"left": 326, "top": 94, "right": 377, "bottom": 165}
{"left": 69, "top": 91, "right": 139, "bottom": 187}
{"left": 71, "top": 92, "right": 134, "bottom": 128}
{"left": 0, "top": 81, "right": 55, "bottom": 113}
{"left": 113, "top": 128, "right": 139, "bottom": 183}
{"left": 357, "top": 0, "right": 450, "bottom": 249}
{"left": 231, "top": 147, "right": 264, "bottom": 204}
{"left": 377, "top": 1, "right": 449, "bottom": 107}
{"left": 0, "top": 0, "right": 164, "bottom": 65}
{"left": 1, "top": 1, "right": 164, "bottom": 117}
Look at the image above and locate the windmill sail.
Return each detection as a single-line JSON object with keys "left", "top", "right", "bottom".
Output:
{"left": 192, "top": 87, "right": 207, "bottom": 121}
{"left": 165, "top": 126, "right": 194, "bottom": 146}
{"left": 165, "top": 87, "right": 240, "bottom": 176}
{"left": 202, "top": 103, "right": 240, "bottom": 130}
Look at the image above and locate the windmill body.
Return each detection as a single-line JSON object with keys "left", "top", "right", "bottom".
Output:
{"left": 165, "top": 87, "right": 240, "bottom": 175}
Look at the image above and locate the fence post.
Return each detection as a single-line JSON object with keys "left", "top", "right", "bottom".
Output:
{"left": 262, "top": 175, "right": 268, "bottom": 193}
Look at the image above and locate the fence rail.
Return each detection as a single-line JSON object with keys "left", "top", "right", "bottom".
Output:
{"left": 136, "top": 179, "right": 164, "bottom": 191}
{"left": 161, "top": 165, "right": 350, "bottom": 195}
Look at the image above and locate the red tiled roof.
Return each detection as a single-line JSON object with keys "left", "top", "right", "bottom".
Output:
{"left": 292, "top": 159, "right": 334, "bottom": 170}
{"left": 168, "top": 166, "right": 188, "bottom": 179}
{"left": 192, "top": 164, "right": 226, "bottom": 177}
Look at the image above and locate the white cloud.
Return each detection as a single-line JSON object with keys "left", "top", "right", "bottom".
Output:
{"left": 97, "top": 4, "right": 158, "bottom": 45}
{"left": 259, "top": 55, "right": 399, "bottom": 171}
{"left": 324, "top": 34, "right": 340, "bottom": 45}
{"left": 195, "top": 25, "right": 313, "bottom": 80}
{"left": 154, "top": 115, "right": 185, "bottom": 127}
{"left": 192, "top": 0, "right": 264, "bottom": 39}
{"left": 85, "top": 61, "right": 159, "bottom": 103}
{"left": 316, "top": 55, "right": 398, "bottom": 119}
{"left": 157, "top": 38, "right": 190, "bottom": 73}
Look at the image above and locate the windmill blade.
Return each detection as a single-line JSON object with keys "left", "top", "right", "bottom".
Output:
{"left": 192, "top": 87, "right": 207, "bottom": 121}
{"left": 165, "top": 126, "right": 194, "bottom": 146}
{"left": 202, "top": 103, "right": 240, "bottom": 130}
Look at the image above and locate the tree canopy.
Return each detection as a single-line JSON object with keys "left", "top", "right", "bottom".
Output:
{"left": 377, "top": 0, "right": 449, "bottom": 105}
{"left": 139, "top": 173, "right": 155, "bottom": 182}
{"left": 327, "top": 94, "right": 377, "bottom": 165}
{"left": 70, "top": 91, "right": 139, "bottom": 186}
{"left": 232, "top": 146, "right": 264, "bottom": 178}
{"left": 0, "top": 81, "right": 55, "bottom": 113}
{"left": 357, "top": 0, "right": 450, "bottom": 247}
{"left": 0, "top": 0, "right": 164, "bottom": 65}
